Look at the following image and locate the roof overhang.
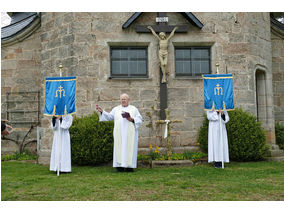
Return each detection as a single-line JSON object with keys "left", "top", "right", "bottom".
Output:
{"left": 271, "top": 16, "right": 284, "bottom": 39}
{"left": 1, "top": 12, "right": 40, "bottom": 47}
{"left": 122, "top": 12, "right": 203, "bottom": 30}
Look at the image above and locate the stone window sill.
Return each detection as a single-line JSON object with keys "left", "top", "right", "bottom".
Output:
{"left": 174, "top": 76, "right": 203, "bottom": 80}
{"left": 108, "top": 77, "right": 151, "bottom": 80}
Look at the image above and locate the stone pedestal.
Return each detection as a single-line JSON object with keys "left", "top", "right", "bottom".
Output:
{"left": 266, "top": 144, "right": 284, "bottom": 162}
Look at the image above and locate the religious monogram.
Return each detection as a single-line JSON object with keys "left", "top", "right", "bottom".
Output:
{"left": 55, "top": 85, "right": 66, "bottom": 98}
{"left": 214, "top": 84, "right": 223, "bottom": 96}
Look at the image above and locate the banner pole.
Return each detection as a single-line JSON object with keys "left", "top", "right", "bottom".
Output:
{"left": 59, "top": 64, "right": 63, "bottom": 77}
{"left": 57, "top": 64, "right": 63, "bottom": 176}
{"left": 219, "top": 112, "right": 224, "bottom": 169}
{"left": 216, "top": 62, "right": 219, "bottom": 74}
{"left": 57, "top": 121, "right": 61, "bottom": 176}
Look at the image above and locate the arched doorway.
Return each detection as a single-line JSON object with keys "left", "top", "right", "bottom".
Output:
{"left": 255, "top": 66, "right": 276, "bottom": 145}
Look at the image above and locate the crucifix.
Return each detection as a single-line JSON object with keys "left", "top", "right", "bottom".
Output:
{"left": 136, "top": 12, "right": 187, "bottom": 120}
{"left": 155, "top": 108, "right": 182, "bottom": 159}
{"left": 147, "top": 25, "right": 178, "bottom": 84}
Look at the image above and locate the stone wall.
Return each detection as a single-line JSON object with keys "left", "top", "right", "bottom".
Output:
{"left": 272, "top": 24, "right": 284, "bottom": 126}
{"left": 1, "top": 27, "right": 41, "bottom": 154}
{"left": 36, "top": 12, "right": 276, "bottom": 165}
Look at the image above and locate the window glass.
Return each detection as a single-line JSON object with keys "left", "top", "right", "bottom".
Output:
{"left": 110, "top": 47, "right": 148, "bottom": 78}
{"left": 175, "top": 47, "right": 210, "bottom": 76}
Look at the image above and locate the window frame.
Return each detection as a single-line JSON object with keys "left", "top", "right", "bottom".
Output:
{"left": 174, "top": 46, "right": 211, "bottom": 77}
{"left": 110, "top": 46, "right": 148, "bottom": 78}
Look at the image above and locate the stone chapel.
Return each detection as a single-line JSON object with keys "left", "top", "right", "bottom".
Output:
{"left": 1, "top": 12, "right": 284, "bottom": 164}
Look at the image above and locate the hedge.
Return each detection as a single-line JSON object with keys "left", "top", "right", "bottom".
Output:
{"left": 69, "top": 112, "right": 114, "bottom": 165}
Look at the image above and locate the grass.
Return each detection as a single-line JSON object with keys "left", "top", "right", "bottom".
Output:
{"left": 1, "top": 161, "right": 284, "bottom": 201}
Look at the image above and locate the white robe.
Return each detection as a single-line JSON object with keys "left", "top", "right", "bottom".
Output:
{"left": 99, "top": 105, "right": 142, "bottom": 168}
{"left": 207, "top": 110, "right": 229, "bottom": 163}
{"left": 50, "top": 115, "right": 73, "bottom": 172}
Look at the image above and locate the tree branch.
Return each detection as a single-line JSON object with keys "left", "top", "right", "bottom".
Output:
{"left": 1, "top": 136, "right": 19, "bottom": 145}
{"left": 23, "top": 140, "right": 37, "bottom": 150}
{"left": 22, "top": 125, "right": 34, "bottom": 143}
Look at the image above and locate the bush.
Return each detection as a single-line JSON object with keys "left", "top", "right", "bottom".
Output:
{"left": 198, "top": 108, "right": 269, "bottom": 161}
{"left": 275, "top": 122, "right": 284, "bottom": 150}
{"left": 69, "top": 112, "right": 114, "bottom": 166}
{"left": 197, "top": 114, "right": 209, "bottom": 153}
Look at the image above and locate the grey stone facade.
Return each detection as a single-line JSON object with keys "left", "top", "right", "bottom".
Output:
{"left": 272, "top": 20, "right": 284, "bottom": 126}
{"left": 1, "top": 12, "right": 283, "bottom": 164}
{"left": 1, "top": 24, "right": 41, "bottom": 154}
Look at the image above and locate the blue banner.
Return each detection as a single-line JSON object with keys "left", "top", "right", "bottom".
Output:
{"left": 44, "top": 76, "right": 77, "bottom": 116}
{"left": 203, "top": 74, "right": 234, "bottom": 111}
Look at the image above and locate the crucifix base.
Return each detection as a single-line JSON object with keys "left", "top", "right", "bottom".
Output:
{"left": 156, "top": 108, "right": 182, "bottom": 159}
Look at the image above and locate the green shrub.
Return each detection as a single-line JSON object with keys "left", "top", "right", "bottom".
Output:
{"left": 197, "top": 113, "right": 209, "bottom": 153}
{"left": 1, "top": 150, "right": 37, "bottom": 161}
{"left": 198, "top": 108, "right": 269, "bottom": 161}
{"left": 69, "top": 112, "right": 114, "bottom": 165}
{"left": 275, "top": 122, "right": 284, "bottom": 150}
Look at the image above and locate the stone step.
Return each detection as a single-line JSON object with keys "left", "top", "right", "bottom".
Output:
{"left": 270, "top": 144, "right": 282, "bottom": 150}
{"left": 37, "top": 156, "right": 50, "bottom": 165}
{"left": 265, "top": 156, "right": 284, "bottom": 162}
{"left": 270, "top": 149, "right": 284, "bottom": 157}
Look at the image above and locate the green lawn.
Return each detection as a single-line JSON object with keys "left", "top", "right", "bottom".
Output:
{"left": 1, "top": 161, "right": 284, "bottom": 201}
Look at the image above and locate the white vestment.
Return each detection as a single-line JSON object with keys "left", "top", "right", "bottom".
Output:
{"left": 50, "top": 115, "right": 73, "bottom": 172}
{"left": 99, "top": 105, "right": 142, "bottom": 168}
{"left": 207, "top": 110, "right": 229, "bottom": 163}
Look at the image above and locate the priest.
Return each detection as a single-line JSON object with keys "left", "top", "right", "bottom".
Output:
{"left": 96, "top": 93, "right": 143, "bottom": 172}
{"left": 207, "top": 110, "right": 229, "bottom": 168}
{"left": 50, "top": 115, "right": 73, "bottom": 173}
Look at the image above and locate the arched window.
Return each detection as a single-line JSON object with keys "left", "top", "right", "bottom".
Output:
{"left": 255, "top": 69, "right": 267, "bottom": 124}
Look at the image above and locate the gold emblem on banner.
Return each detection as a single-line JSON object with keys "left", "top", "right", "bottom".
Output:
{"left": 55, "top": 85, "right": 65, "bottom": 98}
{"left": 214, "top": 84, "right": 223, "bottom": 96}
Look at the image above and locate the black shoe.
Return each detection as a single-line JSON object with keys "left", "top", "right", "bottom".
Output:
{"left": 214, "top": 162, "right": 219, "bottom": 168}
{"left": 116, "top": 167, "right": 124, "bottom": 172}
{"left": 214, "top": 162, "right": 223, "bottom": 168}
{"left": 214, "top": 162, "right": 222, "bottom": 168}
{"left": 125, "top": 168, "right": 134, "bottom": 172}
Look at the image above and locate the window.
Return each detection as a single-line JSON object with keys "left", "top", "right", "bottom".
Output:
{"left": 110, "top": 47, "right": 148, "bottom": 78}
{"left": 175, "top": 47, "right": 211, "bottom": 76}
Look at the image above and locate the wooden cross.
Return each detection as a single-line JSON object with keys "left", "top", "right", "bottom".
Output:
{"left": 137, "top": 13, "right": 187, "bottom": 120}
{"left": 155, "top": 108, "right": 182, "bottom": 159}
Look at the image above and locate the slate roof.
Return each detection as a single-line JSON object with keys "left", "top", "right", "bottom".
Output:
{"left": 122, "top": 12, "right": 203, "bottom": 29}
{"left": 271, "top": 15, "right": 284, "bottom": 31}
{"left": 1, "top": 12, "right": 39, "bottom": 41}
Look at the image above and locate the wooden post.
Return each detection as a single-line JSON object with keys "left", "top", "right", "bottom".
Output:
{"left": 160, "top": 68, "right": 167, "bottom": 120}
{"left": 155, "top": 108, "right": 182, "bottom": 159}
